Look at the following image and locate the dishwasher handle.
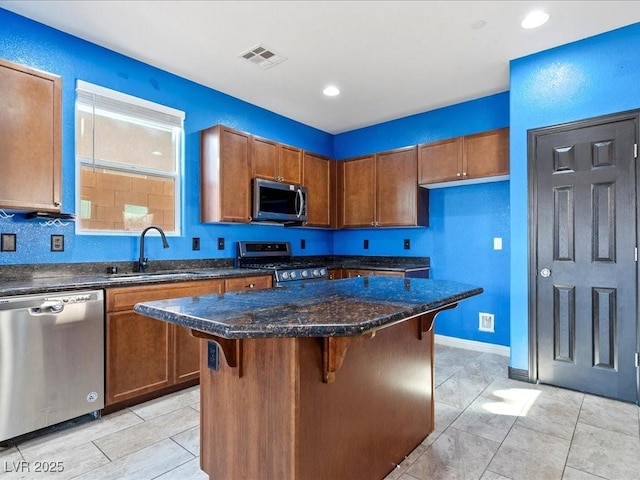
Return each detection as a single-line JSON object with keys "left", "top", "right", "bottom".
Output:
{"left": 31, "top": 301, "right": 65, "bottom": 314}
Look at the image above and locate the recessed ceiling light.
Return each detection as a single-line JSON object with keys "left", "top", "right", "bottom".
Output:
{"left": 521, "top": 10, "right": 550, "bottom": 29}
{"left": 323, "top": 85, "right": 340, "bottom": 97}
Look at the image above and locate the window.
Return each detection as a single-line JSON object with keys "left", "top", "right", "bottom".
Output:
{"left": 75, "top": 80, "right": 184, "bottom": 234}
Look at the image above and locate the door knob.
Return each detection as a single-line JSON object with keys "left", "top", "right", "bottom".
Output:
{"left": 540, "top": 268, "right": 551, "bottom": 278}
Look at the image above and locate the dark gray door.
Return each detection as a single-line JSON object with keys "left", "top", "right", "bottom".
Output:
{"left": 533, "top": 116, "right": 638, "bottom": 403}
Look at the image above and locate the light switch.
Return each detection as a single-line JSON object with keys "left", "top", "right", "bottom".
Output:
{"left": 493, "top": 237, "right": 502, "bottom": 250}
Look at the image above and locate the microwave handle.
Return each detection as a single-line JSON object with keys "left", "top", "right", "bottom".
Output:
{"left": 296, "top": 188, "right": 305, "bottom": 218}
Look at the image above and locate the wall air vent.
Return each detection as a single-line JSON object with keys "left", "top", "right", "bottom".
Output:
{"left": 239, "top": 44, "right": 287, "bottom": 70}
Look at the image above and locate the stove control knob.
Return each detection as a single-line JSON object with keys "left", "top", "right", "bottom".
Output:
{"left": 281, "top": 271, "right": 290, "bottom": 280}
{"left": 301, "top": 270, "right": 309, "bottom": 278}
{"left": 312, "top": 269, "right": 320, "bottom": 277}
{"left": 290, "top": 271, "right": 297, "bottom": 279}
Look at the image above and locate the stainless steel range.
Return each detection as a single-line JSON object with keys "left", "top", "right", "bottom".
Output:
{"left": 236, "top": 241, "right": 329, "bottom": 286}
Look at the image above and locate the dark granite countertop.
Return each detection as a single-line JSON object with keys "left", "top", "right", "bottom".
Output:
{"left": 295, "top": 255, "right": 430, "bottom": 272}
{"left": 0, "top": 256, "right": 430, "bottom": 297}
{"left": 0, "top": 267, "right": 268, "bottom": 297}
{"left": 133, "top": 277, "right": 482, "bottom": 339}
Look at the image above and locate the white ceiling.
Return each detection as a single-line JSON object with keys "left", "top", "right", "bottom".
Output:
{"left": 3, "top": 1, "right": 640, "bottom": 134}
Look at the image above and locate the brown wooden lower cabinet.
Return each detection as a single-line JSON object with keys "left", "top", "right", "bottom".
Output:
{"left": 343, "top": 268, "right": 404, "bottom": 278}
{"left": 328, "top": 268, "right": 343, "bottom": 280}
{"left": 174, "top": 324, "right": 202, "bottom": 384}
{"left": 330, "top": 268, "right": 431, "bottom": 280}
{"left": 106, "top": 309, "right": 173, "bottom": 406}
{"left": 199, "top": 315, "right": 434, "bottom": 480}
{"left": 341, "top": 268, "right": 430, "bottom": 278}
{"left": 105, "top": 276, "right": 272, "bottom": 407}
{"left": 224, "top": 274, "right": 272, "bottom": 292}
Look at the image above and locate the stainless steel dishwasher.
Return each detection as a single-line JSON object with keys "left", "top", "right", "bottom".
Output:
{"left": 0, "top": 290, "right": 104, "bottom": 443}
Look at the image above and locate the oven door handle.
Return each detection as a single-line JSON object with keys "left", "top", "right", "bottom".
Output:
{"left": 296, "top": 188, "right": 304, "bottom": 218}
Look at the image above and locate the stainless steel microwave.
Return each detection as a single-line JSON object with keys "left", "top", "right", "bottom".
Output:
{"left": 252, "top": 178, "right": 308, "bottom": 224}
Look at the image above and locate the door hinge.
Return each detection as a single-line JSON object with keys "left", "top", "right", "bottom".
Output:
{"left": 635, "top": 143, "right": 638, "bottom": 159}
{"left": 636, "top": 352, "right": 639, "bottom": 368}
{"left": 635, "top": 247, "right": 638, "bottom": 262}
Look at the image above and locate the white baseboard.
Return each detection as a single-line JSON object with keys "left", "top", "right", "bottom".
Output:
{"left": 435, "top": 334, "right": 510, "bottom": 357}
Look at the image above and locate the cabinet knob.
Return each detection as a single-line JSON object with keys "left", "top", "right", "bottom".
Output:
{"left": 53, "top": 201, "right": 61, "bottom": 207}
{"left": 456, "top": 173, "right": 461, "bottom": 177}
{"left": 246, "top": 283, "right": 255, "bottom": 289}
{"left": 462, "top": 172, "right": 467, "bottom": 177}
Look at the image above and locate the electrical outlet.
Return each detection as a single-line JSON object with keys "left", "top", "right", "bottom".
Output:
{"left": 1, "top": 233, "right": 16, "bottom": 252}
{"left": 217, "top": 237, "right": 225, "bottom": 250}
{"left": 207, "top": 341, "right": 218, "bottom": 371}
{"left": 363, "top": 239, "right": 369, "bottom": 250}
{"left": 479, "top": 312, "right": 495, "bottom": 333}
{"left": 192, "top": 237, "right": 200, "bottom": 251}
{"left": 51, "top": 234, "right": 64, "bottom": 252}
{"left": 404, "top": 239, "right": 410, "bottom": 250}
{"left": 301, "top": 239, "right": 306, "bottom": 249}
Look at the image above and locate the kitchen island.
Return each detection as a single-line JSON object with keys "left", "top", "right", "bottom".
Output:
{"left": 134, "top": 277, "right": 482, "bottom": 480}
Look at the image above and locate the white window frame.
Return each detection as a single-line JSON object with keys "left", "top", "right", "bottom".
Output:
{"left": 74, "top": 80, "right": 185, "bottom": 236}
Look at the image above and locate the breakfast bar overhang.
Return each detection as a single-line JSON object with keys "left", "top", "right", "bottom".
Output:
{"left": 134, "top": 277, "right": 483, "bottom": 480}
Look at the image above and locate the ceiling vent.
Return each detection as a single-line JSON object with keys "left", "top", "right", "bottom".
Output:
{"left": 239, "top": 44, "right": 287, "bottom": 70}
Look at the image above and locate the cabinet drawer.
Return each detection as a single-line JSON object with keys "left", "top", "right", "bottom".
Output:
{"left": 345, "top": 269, "right": 405, "bottom": 278}
{"left": 328, "top": 268, "right": 343, "bottom": 280}
{"left": 106, "top": 279, "right": 224, "bottom": 312}
{"left": 225, "top": 275, "right": 272, "bottom": 292}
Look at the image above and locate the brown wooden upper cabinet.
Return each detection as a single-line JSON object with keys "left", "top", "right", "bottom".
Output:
{"left": 303, "top": 151, "right": 337, "bottom": 228}
{"left": 340, "top": 146, "right": 428, "bottom": 228}
{"left": 252, "top": 136, "right": 302, "bottom": 184}
{"left": 340, "top": 154, "right": 376, "bottom": 227}
{"left": 201, "top": 124, "right": 335, "bottom": 228}
{"left": 418, "top": 128, "right": 509, "bottom": 186}
{"left": 0, "top": 58, "right": 62, "bottom": 212}
{"left": 201, "top": 125, "right": 252, "bottom": 223}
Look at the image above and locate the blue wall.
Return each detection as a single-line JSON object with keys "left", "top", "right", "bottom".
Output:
{"left": 1, "top": 7, "right": 513, "bottom": 348}
{"left": 0, "top": 8, "right": 333, "bottom": 264}
{"left": 334, "top": 94, "right": 510, "bottom": 346}
{"left": 509, "top": 22, "right": 640, "bottom": 369}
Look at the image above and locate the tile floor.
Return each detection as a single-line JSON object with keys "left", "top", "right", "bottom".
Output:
{"left": 1, "top": 344, "right": 638, "bottom": 480}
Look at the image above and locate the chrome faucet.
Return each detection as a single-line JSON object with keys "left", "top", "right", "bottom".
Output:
{"left": 137, "top": 225, "right": 169, "bottom": 272}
